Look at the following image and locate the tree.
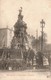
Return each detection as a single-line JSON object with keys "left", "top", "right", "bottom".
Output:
{"left": 31, "top": 32, "right": 47, "bottom": 51}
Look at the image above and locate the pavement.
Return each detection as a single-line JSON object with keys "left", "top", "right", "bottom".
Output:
{"left": 0, "top": 70, "right": 51, "bottom": 80}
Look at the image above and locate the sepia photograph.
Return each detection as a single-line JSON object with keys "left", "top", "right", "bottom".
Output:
{"left": 0, "top": 0, "right": 51, "bottom": 80}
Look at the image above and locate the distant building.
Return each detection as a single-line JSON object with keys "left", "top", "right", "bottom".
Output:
{"left": 0, "top": 27, "right": 14, "bottom": 48}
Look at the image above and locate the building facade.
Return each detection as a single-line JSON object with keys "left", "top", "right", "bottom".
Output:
{"left": 0, "top": 28, "right": 14, "bottom": 48}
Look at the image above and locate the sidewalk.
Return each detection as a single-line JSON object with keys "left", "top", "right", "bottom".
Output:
{"left": 0, "top": 71, "right": 51, "bottom": 80}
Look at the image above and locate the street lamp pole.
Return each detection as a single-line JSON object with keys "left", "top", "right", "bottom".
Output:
{"left": 40, "top": 19, "right": 45, "bottom": 53}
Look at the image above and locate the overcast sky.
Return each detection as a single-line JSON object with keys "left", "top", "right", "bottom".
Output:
{"left": 0, "top": 0, "right": 51, "bottom": 43}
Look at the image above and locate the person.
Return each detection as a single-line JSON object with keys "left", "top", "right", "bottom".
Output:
{"left": 28, "top": 48, "right": 35, "bottom": 66}
{"left": 49, "top": 54, "right": 51, "bottom": 76}
{"left": 47, "top": 54, "right": 51, "bottom": 78}
{"left": 36, "top": 51, "right": 43, "bottom": 68}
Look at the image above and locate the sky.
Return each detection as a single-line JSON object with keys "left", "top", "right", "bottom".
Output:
{"left": 0, "top": 0, "right": 51, "bottom": 43}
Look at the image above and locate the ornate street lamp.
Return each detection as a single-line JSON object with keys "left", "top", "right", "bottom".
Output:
{"left": 40, "top": 19, "right": 45, "bottom": 52}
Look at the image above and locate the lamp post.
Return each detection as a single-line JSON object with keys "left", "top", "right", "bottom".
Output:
{"left": 40, "top": 19, "right": 45, "bottom": 53}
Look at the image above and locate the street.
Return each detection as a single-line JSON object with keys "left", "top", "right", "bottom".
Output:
{"left": 0, "top": 70, "right": 51, "bottom": 80}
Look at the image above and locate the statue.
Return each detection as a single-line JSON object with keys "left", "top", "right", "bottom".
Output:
{"left": 18, "top": 7, "right": 23, "bottom": 21}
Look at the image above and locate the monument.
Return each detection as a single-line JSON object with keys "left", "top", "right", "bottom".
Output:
{"left": 11, "top": 7, "right": 27, "bottom": 58}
